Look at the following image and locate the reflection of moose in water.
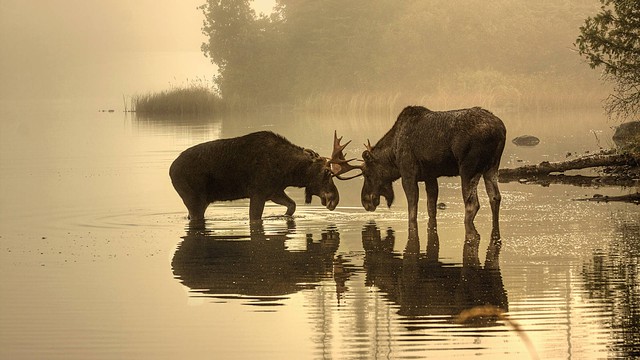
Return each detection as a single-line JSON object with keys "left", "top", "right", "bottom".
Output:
{"left": 362, "top": 221, "right": 507, "bottom": 324}
{"left": 171, "top": 221, "right": 345, "bottom": 302}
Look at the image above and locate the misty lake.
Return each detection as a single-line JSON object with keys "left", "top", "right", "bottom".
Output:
{"left": 0, "top": 100, "right": 638, "bottom": 359}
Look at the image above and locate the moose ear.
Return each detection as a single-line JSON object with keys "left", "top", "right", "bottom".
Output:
{"left": 304, "top": 148, "right": 320, "bottom": 158}
{"left": 362, "top": 150, "right": 373, "bottom": 162}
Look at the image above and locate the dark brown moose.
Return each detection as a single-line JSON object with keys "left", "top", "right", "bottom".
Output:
{"left": 335, "top": 106, "right": 507, "bottom": 241}
{"left": 170, "top": 131, "right": 352, "bottom": 221}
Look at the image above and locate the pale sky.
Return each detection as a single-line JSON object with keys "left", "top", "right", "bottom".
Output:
{"left": 0, "top": 0, "right": 275, "bottom": 104}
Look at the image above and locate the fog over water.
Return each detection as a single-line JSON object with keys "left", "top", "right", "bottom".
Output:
{"left": 0, "top": 0, "right": 601, "bottom": 107}
{"left": 2, "top": 1, "right": 639, "bottom": 359}
{"left": 0, "top": 1, "right": 272, "bottom": 103}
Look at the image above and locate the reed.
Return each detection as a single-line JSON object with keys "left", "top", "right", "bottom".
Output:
{"left": 132, "top": 82, "right": 224, "bottom": 116}
{"left": 131, "top": 71, "right": 607, "bottom": 117}
{"left": 293, "top": 72, "right": 608, "bottom": 116}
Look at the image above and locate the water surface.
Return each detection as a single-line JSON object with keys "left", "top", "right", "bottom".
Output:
{"left": 1, "top": 102, "right": 638, "bottom": 359}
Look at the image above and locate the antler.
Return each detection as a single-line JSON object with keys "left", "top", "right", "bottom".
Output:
{"left": 329, "top": 130, "right": 363, "bottom": 180}
{"left": 365, "top": 139, "right": 373, "bottom": 152}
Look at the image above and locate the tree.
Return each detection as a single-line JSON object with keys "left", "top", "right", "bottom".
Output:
{"left": 200, "top": 0, "right": 607, "bottom": 108}
{"left": 576, "top": 0, "right": 640, "bottom": 118}
{"left": 200, "top": 0, "right": 261, "bottom": 101}
{"left": 274, "top": 0, "right": 398, "bottom": 95}
{"left": 200, "top": 0, "right": 294, "bottom": 103}
{"left": 200, "top": 0, "right": 256, "bottom": 72}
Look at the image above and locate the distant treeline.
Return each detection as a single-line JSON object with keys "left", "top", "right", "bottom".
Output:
{"left": 199, "top": 0, "right": 608, "bottom": 111}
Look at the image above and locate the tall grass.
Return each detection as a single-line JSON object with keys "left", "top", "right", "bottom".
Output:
{"left": 130, "top": 71, "right": 608, "bottom": 117}
{"left": 295, "top": 71, "right": 609, "bottom": 116}
{"left": 132, "top": 80, "right": 224, "bottom": 116}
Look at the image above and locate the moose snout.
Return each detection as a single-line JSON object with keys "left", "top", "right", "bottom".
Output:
{"left": 362, "top": 194, "right": 379, "bottom": 212}
{"left": 323, "top": 191, "right": 339, "bottom": 211}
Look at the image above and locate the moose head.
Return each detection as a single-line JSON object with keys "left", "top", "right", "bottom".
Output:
{"left": 303, "top": 149, "right": 340, "bottom": 211}
{"left": 328, "top": 131, "right": 395, "bottom": 211}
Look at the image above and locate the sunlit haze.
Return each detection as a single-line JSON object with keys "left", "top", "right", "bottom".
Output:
{"left": 0, "top": 0, "right": 273, "bottom": 104}
{"left": 1, "top": 1, "right": 638, "bottom": 359}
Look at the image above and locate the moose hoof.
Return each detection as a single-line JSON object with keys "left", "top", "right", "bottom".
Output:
{"left": 465, "top": 232, "right": 480, "bottom": 244}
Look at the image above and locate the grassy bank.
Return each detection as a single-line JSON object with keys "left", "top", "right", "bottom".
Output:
{"left": 130, "top": 72, "right": 609, "bottom": 117}
{"left": 132, "top": 84, "right": 224, "bottom": 116}
{"left": 296, "top": 72, "right": 610, "bottom": 117}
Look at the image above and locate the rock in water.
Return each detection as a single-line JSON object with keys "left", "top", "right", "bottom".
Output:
{"left": 613, "top": 121, "right": 640, "bottom": 151}
{"left": 512, "top": 135, "right": 540, "bottom": 146}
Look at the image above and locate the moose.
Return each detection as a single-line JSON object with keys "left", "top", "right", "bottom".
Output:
{"left": 334, "top": 106, "right": 506, "bottom": 241}
{"left": 169, "top": 131, "right": 353, "bottom": 221}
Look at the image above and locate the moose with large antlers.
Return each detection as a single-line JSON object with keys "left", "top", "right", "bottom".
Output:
{"left": 170, "top": 131, "right": 354, "bottom": 221}
{"left": 333, "top": 105, "right": 506, "bottom": 241}
{"left": 171, "top": 105, "right": 506, "bottom": 242}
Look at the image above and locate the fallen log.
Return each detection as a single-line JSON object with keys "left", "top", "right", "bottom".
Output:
{"left": 499, "top": 152, "right": 640, "bottom": 179}
{"left": 574, "top": 192, "right": 640, "bottom": 204}
{"left": 501, "top": 173, "right": 639, "bottom": 187}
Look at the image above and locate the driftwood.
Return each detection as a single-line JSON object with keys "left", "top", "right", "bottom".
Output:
{"left": 498, "top": 152, "right": 639, "bottom": 178}
{"left": 500, "top": 173, "right": 639, "bottom": 187}
{"left": 574, "top": 193, "right": 640, "bottom": 204}
{"left": 498, "top": 151, "right": 640, "bottom": 194}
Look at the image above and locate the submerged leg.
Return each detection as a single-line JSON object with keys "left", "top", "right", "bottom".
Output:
{"left": 483, "top": 167, "right": 502, "bottom": 240}
{"left": 249, "top": 196, "right": 266, "bottom": 221}
{"left": 402, "top": 177, "right": 420, "bottom": 237}
{"left": 173, "top": 183, "right": 208, "bottom": 220}
{"left": 461, "top": 172, "right": 482, "bottom": 242}
{"left": 186, "top": 200, "right": 208, "bottom": 221}
{"left": 424, "top": 177, "right": 439, "bottom": 223}
{"left": 425, "top": 216, "right": 440, "bottom": 262}
{"left": 270, "top": 191, "right": 296, "bottom": 216}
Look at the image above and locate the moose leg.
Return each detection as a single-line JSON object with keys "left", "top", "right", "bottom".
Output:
{"left": 424, "top": 178, "right": 440, "bottom": 259}
{"left": 483, "top": 167, "right": 501, "bottom": 240}
{"left": 425, "top": 214, "right": 440, "bottom": 262}
{"left": 249, "top": 196, "right": 267, "bottom": 221}
{"left": 461, "top": 173, "right": 482, "bottom": 243}
{"left": 186, "top": 200, "right": 208, "bottom": 221}
{"left": 172, "top": 179, "right": 208, "bottom": 220}
{"left": 402, "top": 177, "right": 420, "bottom": 238}
{"left": 424, "top": 177, "right": 439, "bottom": 225}
{"left": 270, "top": 191, "right": 296, "bottom": 216}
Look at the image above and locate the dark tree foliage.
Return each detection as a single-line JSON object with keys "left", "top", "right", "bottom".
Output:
{"left": 275, "top": 0, "right": 398, "bottom": 96}
{"left": 576, "top": 0, "right": 640, "bottom": 118}
{"left": 200, "top": 0, "right": 255, "bottom": 71}
{"left": 201, "top": 0, "right": 604, "bottom": 106}
{"left": 200, "top": 0, "right": 287, "bottom": 102}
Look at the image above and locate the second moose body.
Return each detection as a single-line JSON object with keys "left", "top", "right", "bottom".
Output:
{"left": 357, "top": 106, "right": 506, "bottom": 241}
{"left": 170, "top": 131, "right": 340, "bottom": 221}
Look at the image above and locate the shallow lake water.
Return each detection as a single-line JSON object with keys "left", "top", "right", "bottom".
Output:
{"left": 1, "top": 101, "right": 638, "bottom": 359}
